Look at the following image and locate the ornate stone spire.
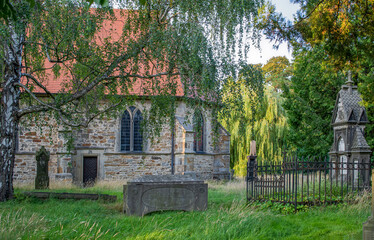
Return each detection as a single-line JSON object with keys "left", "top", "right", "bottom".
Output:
{"left": 346, "top": 70, "right": 354, "bottom": 94}
{"left": 346, "top": 70, "right": 354, "bottom": 86}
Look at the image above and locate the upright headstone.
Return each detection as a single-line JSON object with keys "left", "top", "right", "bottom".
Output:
{"left": 35, "top": 146, "right": 50, "bottom": 189}
{"left": 363, "top": 170, "right": 374, "bottom": 239}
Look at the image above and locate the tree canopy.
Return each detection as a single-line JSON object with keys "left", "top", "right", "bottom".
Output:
{"left": 219, "top": 65, "right": 287, "bottom": 176}
{"left": 0, "top": 0, "right": 265, "bottom": 201}
{"left": 0, "top": 0, "right": 109, "bottom": 20}
{"left": 257, "top": 0, "right": 374, "bottom": 155}
{"left": 282, "top": 45, "right": 345, "bottom": 157}
{"left": 262, "top": 56, "right": 292, "bottom": 91}
{"left": 258, "top": 0, "right": 374, "bottom": 69}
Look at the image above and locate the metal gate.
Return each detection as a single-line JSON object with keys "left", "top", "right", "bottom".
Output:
{"left": 83, "top": 157, "right": 97, "bottom": 187}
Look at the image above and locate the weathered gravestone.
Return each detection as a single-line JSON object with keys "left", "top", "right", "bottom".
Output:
{"left": 123, "top": 175, "right": 208, "bottom": 216}
{"left": 363, "top": 169, "right": 374, "bottom": 239}
{"left": 35, "top": 146, "right": 50, "bottom": 189}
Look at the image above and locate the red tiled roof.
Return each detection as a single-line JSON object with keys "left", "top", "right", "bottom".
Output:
{"left": 23, "top": 9, "right": 184, "bottom": 97}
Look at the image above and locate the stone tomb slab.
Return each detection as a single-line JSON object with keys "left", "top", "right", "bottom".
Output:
{"left": 23, "top": 192, "right": 117, "bottom": 202}
{"left": 123, "top": 175, "right": 208, "bottom": 216}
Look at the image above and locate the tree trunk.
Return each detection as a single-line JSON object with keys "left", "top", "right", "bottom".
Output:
{"left": 0, "top": 25, "right": 23, "bottom": 202}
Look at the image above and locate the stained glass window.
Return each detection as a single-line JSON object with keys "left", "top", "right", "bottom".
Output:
{"left": 121, "top": 110, "right": 131, "bottom": 151}
{"left": 121, "top": 107, "right": 143, "bottom": 152}
{"left": 133, "top": 110, "right": 143, "bottom": 152}
{"left": 193, "top": 111, "right": 204, "bottom": 152}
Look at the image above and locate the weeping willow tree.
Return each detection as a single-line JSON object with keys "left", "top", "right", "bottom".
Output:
{"left": 0, "top": 0, "right": 265, "bottom": 201}
{"left": 220, "top": 66, "right": 288, "bottom": 176}
{"left": 254, "top": 86, "right": 288, "bottom": 165}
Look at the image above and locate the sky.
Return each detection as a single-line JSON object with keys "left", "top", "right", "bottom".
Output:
{"left": 107, "top": 0, "right": 300, "bottom": 65}
{"left": 247, "top": 0, "right": 300, "bottom": 65}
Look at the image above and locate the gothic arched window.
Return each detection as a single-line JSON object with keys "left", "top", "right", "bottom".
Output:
{"left": 338, "top": 137, "right": 345, "bottom": 152}
{"left": 193, "top": 110, "right": 204, "bottom": 152}
{"left": 121, "top": 107, "right": 143, "bottom": 152}
{"left": 133, "top": 110, "right": 143, "bottom": 151}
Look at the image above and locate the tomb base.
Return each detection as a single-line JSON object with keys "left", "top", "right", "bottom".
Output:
{"left": 123, "top": 175, "right": 207, "bottom": 216}
{"left": 363, "top": 216, "right": 374, "bottom": 240}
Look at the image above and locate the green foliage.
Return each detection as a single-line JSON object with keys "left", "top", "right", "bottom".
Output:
{"left": 293, "top": 0, "right": 374, "bottom": 67}
{"left": 357, "top": 61, "right": 374, "bottom": 152}
{"left": 257, "top": 0, "right": 374, "bottom": 68}
{"left": 258, "top": 0, "right": 374, "bottom": 154}
{"left": 0, "top": 0, "right": 268, "bottom": 158}
{"left": 262, "top": 56, "right": 292, "bottom": 91}
{"left": 283, "top": 45, "right": 345, "bottom": 157}
{"left": 0, "top": 0, "right": 109, "bottom": 21}
{"left": 219, "top": 65, "right": 263, "bottom": 175}
{"left": 255, "top": 86, "right": 288, "bottom": 164}
{"left": 250, "top": 200, "right": 309, "bottom": 214}
{"left": 220, "top": 65, "right": 288, "bottom": 176}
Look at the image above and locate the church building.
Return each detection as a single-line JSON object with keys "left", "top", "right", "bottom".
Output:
{"left": 12, "top": 9, "right": 231, "bottom": 185}
{"left": 14, "top": 100, "right": 230, "bottom": 185}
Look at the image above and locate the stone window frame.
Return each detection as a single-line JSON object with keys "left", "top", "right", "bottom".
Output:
{"left": 338, "top": 136, "right": 345, "bottom": 152}
{"left": 193, "top": 110, "right": 205, "bottom": 153}
{"left": 120, "top": 106, "right": 143, "bottom": 153}
{"left": 15, "top": 127, "right": 19, "bottom": 152}
{"left": 78, "top": 152, "right": 101, "bottom": 184}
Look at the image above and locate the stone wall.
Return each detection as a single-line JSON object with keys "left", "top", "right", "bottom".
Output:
{"left": 74, "top": 117, "right": 117, "bottom": 150}
{"left": 18, "top": 116, "right": 60, "bottom": 153}
{"left": 14, "top": 100, "right": 230, "bottom": 183}
{"left": 14, "top": 154, "right": 37, "bottom": 183}
{"left": 14, "top": 153, "right": 59, "bottom": 183}
{"left": 103, "top": 153, "right": 171, "bottom": 180}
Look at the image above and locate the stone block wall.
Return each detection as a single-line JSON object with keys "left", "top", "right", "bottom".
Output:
{"left": 103, "top": 154, "right": 171, "bottom": 180}
{"left": 14, "top": 100, "right": 231, "bottom": 184}
{"left": 192, "top": 154, "right": 214, "bottom": 179}
{"left": 147, "top": 124, "right": 172, "bottom": 153}
{"left": 13, "top": 154, "right": 37, "bottom": 183}
{"left": 18, "top": 116, "right": 60, "bottom": 153}
{"left": 14, "top": 153, "right": 59, "bottom": 183}
{"left": 73, "top": 117, "right": 117, "bottom": 150}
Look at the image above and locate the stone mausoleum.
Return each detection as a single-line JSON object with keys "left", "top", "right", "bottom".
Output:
{"left": 329, "top": 74, "right": 371, "bottom": 183}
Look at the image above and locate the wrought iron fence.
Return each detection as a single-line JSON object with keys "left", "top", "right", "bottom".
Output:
{"left": 246, "top": 155, "right": 372, "bottom": 211}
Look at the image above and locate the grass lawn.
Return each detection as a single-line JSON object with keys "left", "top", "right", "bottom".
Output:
{"left": 0, "top": 180, "right": 370, "bottom": 240}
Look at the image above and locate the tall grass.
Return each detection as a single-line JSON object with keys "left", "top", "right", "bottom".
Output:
{"left": 14, "top": 180, "right": 127, "bottom": 200}
{"left": 0, "top": 209, "right": 48, "bottom": 240}
{"left": 1, "top": 179, "right": 370, "bottom": 239}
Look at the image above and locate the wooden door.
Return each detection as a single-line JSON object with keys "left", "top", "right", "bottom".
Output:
{"left": 83, "top": 157, "right": 97, "bottom": 187}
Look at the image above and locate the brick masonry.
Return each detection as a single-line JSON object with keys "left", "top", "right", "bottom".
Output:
{"left": 14, "top": 101, "right": 230, "bottom": 184}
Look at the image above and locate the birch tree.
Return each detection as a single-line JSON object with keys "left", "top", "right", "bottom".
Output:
{"left": 0, "top": 0, "right": 264, "bottom": 201}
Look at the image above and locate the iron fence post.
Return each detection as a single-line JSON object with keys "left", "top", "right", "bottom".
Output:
{"left": 247, "top": 154, "right": 257, "bottom": 201}
{"left": 294, "top": 156, "right": 298, "bottom": 212}
{"left": 246, "top": 160, "right": 249, "bottom": 201}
